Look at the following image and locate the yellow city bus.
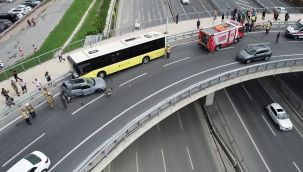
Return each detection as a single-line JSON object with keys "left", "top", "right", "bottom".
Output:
{"left": 67, "top": 31, "right": 166, "bottom": 78}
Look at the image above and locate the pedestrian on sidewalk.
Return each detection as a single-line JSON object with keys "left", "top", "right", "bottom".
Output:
{"left": 58, "top": 54, "right": 65, "bottom": 62}
{"left": 19, "top": 79, "right": 27, "bottom": 94}
{"left": 1, "top": 88, "right": 10, "bottom": 99}
{"left": 21, "top": 107, "right": 32, "bottom": 125}
{"left": 32, "top": 78, "right": 42, "bottom": 90}
{"left": 285, "top": 12, "right": 289, "bottom": 22}
{"left": 60, "top": 91, "right": 67, "bottom": 109}
{"left": 275, "top": 32, "right": 280, "bottom": 44}
{"left": 45, "top": 71, "right": 52, "bottom": 86}
{"left": 11, "top": 80, "right": 20, "bottom": 96}
{"left": 19, "top": 47, "right": 24, "bottom": 57}
{"left": 213, "top": 10, "right": 217, "bottom": 24}
{"left": 262, "top": 9, "right": 266, "bottom": 20}
{"left": 43, "top": 88, "right": 55, "bottom": 109}
{"left": 31, "top": 17, "right": 36, "bottom": 26}
{"left": 226, "top": 8, "right": 230, "bottom": 19}
{"left": 6, "top": 96, "right": 15, "bottom": 108}
{"left": 175, "top": 13, "right": 179, "bottom": 24}
{"left": 27, "top": 19, "right": 31, "bottom": 26}
{"left": 166, "top": 44, "right": 171, "bottom": 59}
{"left": 12, "top": 70, "right": 22, "bottom": 82}
{"left": 197, "top": 19, "right": 200, "bottom": 29}
{"left": 26, "top": 103, "right": 36, "bottom": 118}
{"left": 221, "top": 13, "right": 225, "bottom": 22}
{"left": 32, "top": 44, "right": 37, "bottom": 53}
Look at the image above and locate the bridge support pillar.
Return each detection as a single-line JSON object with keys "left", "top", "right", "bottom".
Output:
{"left": 205, "top": 92, "right": 215, "bottom": 106}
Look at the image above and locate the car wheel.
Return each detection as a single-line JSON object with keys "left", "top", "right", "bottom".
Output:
{"left": 264, "top": 56, "right": 270, "bottom": 61}
{"left": 142, "top": 56, "right": 150, "bottom": 64}
{"left": 41, "top": 169, "right": 48, "bottom": 172}
{"left": 97, "top": 71, "right": 106, "bottom": 78}
{"left": 246, "top": 59, "right": 251, "bottom": 64}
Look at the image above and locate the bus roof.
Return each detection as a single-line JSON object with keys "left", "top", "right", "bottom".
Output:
{"left": 68, "top": 31, "right": 164, "bottom": 64}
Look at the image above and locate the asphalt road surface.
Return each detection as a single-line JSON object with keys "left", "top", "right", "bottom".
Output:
{"left": 103, "top": 103, "right": 224, "bottom": 172}
{"left": 278, "top": 72, "right": 303, "bottom": 101}
{"left": 0, "top": 32, "right": 303, "bottom": 172}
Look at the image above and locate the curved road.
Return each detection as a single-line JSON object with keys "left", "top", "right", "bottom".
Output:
{"left": 0, "top": 32, "right": 303, "bottom": 171}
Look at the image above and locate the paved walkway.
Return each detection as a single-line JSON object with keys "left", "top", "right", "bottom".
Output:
{"left": 0, "top": 12, "right": 302, "bottom": 113}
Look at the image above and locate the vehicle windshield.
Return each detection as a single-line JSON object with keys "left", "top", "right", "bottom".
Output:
{"left": 293, "top": 21, "right": 303, "bottom": 30}
{"left": 85, "top": 78, "right": 95, "bottom": 86}
{"left": 24, "top": 154, "right": 41, "bottom": 165}
{"left": 245, "top": 46, "right": 256, "bottom": 55}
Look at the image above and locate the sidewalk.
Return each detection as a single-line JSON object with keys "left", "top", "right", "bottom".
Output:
{"left": 0, "top": 13, "right": 303, "bottom": 113}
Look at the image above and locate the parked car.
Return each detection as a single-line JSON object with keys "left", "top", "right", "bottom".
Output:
{"left": 13, "top": 5, "right": 32, "bottom": 13}
{"left": 23, "top": 0, "right": 41, "bottom": 8}
{"left": 7, "top": 151, "right": 51, "bottom": 172}
{"left": 61, "top": 77, "right": 106, "bottom": 99}
{"left": 236, "top": 44, "right": 272, "bottom": 64}
{"left": 0, "top": 19, "right": 13, "bottom": 27}
{"left": 9, "top": 8, "right": 28, "bottom": 16}
{"left": 181, "top": 0, "right": 190, "bottom": 5}
{"left": 266, "top": 103, "right": 293, "bottom": 131}
{"left": 0, "top": 13, "right": 19, "bottom": 23}
{"left": 274, "top": 7, "right": 287, "bottom": 14}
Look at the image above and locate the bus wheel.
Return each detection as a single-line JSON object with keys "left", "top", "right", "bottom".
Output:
{"left": 142, "top": 56, "right": 150, "bottom": 64}
{"left": 97, "top": 71, "right": 106, "bottom": 78}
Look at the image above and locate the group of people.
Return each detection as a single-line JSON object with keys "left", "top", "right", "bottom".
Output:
{"left": 21, "top": 103, "right": 36, "bottom": 125}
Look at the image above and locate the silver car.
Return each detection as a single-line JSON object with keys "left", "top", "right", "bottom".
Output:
{"left": 236, "top": 44, "right": 272, "bottom": 64}
{"left": 61, "top": 77, "right": 106, "bottom": 99}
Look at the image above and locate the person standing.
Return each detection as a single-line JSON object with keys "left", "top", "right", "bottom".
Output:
{"left": 45, "top": 71, "right": 52, "bottom": 86}
{"left": 262, "top": 9, "right": 266, "bottom": 20}
{"left": 32, "top": 78, "right": 42, "bottom": 90}
{"left": 221, "top": 13, "right": 225, "bottom": 22}
{"left": 1, "top": 88, "right": 10, "bottom": 99}
{"left": 21, "top": 108, "right": 32, "bottom": 125}
{"left": 27, "top": 19, "right": 31, "bottom": 26}
{"left": 175, "top": 13, "right": 179, "bottom": 24}
{"left": 19, "top": 79, "right": 27, "bottom": 94}
{"left": 26, "top": 103, "right": 36, "bottom": 118}
{"left": 12, "top": 70, "right": 21, "bottom": 82}
{"left": 43, "top": 88, "right": 55, "bottom": 109}
{"left": 266, "top": 21, "right": 271, "bottom": 34}
{"left": 60, "top": 91, "right": 67, "bottom": 109}
{"left": 197, "top": 19, "right": 200, "bottom": 29}
{"left": 32, "top": 44, "right": 37, "bottom": 53}
{"left": 6, "top": 96, "right": 15, "bottom": 108}
{"left": 275, "top": 32, "right": 280, "bottom": 44}
{"left": 58, "top": 54, "right": 65, "bottom": 62}
{"left": 19, "top": 47, "right": 24, "bottom": 57}
{"left": 31, "top": 17, "right": 36, "bottom": 26}
{"left": 11, "top": 80, "right": 20, "bottom": 96}
{"left": 285, "top": 12, "right": 289, "bottom": 21}
{"left": 166, "top": 45, "right": 171, "bottom": 59}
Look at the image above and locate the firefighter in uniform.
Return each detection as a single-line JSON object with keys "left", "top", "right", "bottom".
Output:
{"left": 106, "top": 87, "right": 112, "bottom": 97}
{"left": 26, "top": 103, "right": 36, "bottom": 118}
{"left": 166, "top": 45, "right": 171, "bottom": 58}
{"left": 42, "top": 88, "right": 55, "bottom": 108}
{"left": 21, "top": 107, "right": 32, "bottom": 125}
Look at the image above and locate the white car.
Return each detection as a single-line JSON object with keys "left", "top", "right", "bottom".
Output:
{"left": 9, "top": 7, "right": 29, "bottom": 15}
{"left": 15, "top": 5, "right": 32, "bottom": 12}
{"left": 266, "top": 103, "right": 293, "bottom": 131}
{"left": 7, "top": 151, "right": 51, "bottom": 172}
{"left": 274, "top": 7, "right": 287, "bottom": 14}
{"left": 181, "top": 0, "right": 190, "bottom": 5}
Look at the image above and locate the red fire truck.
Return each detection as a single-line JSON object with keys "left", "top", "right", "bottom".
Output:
{"left": 198, "top": 20, "right": 244, "bottom": 52}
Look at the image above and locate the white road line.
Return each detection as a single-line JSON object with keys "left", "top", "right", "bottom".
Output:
{"left": 179, "top": 3, "right": 189, "bottom": 20}
{"left": 272, "top": 53, "right": 303, "bottom": 58}
{"left": 235, "top": 2, "right": 252, "bottom": 8}
{"left": 261, "top": 115, "right": 276, "bottom": 136}
{"left": 186, "top": 147, "right": 194, "bottom": 170}
{"left": 258, "top": 80, "right": 275, "bottom": 101}
{"left": 2, "top": 133, "right": 45, "bottom": 167}
{"left": 135, "top": 151, "right": 139, "bottom": 172}
{"left": 71, "top": 94, "right": 105, "bottom": 115}
{"left": 249, "top": 42, "right": 270, "bottom": 46}
{"left": 288, "top": 41, "right": 303, "bottom": 43}
{"left": 241, "top": 84, "right": 252, "bottom": 100}
{"left": 163, "top": 57, "right": 191, "bottom": 67}
{"left": 293, "top": 161, "right": 302, "bottom": 172}
{"left": 294, "top": 126, "right": 303, "bottom": 139}
{"left": 224, "top": 89, "right": 271, "bottom": 172}
{"left": 237, "top": 0, "right": 250, "bottom": 4}
{"left": 50, "top": 62, "right": 240, "bottom": 171}
{"left": 161, "top": 148, "right": 167, "bottom": 172}
{"left": 197, "top": 0, "right": 211, "bottom": 17}
{"left": 119, "top": 73, "right": 148, "bottom": 87}
{"left": 177, "top": 112, "right": 183, "bottom": 130}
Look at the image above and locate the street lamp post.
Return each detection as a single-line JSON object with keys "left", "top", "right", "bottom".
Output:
{"left": 164, "top": 0, "right": 169, "bottom": 34}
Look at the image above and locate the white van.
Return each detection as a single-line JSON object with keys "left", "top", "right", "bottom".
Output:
{"left": 285, "top": 19, "right": 303, "bottom": 39}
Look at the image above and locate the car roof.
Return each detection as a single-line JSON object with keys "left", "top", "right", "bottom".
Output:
{"left": 249, "top": 44, "right": 270, "bottom": 51}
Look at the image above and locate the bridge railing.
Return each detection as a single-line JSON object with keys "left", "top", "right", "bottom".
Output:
{"left": 75, "top": 57, "right": 303, "bottom": 172}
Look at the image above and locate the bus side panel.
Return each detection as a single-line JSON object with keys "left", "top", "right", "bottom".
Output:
{"left": 149, "top": 47, "right": 166, "bottom": 60}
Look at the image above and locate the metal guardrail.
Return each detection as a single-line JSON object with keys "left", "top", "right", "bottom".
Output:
{"left": 0, "top": 72, "right": 72, "bottom": 117}
{"left": 75, "top": 57, "right": 303, "bottom": 172}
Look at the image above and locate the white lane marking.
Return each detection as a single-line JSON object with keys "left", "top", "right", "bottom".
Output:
{"left": 71, "top": 94, "right": 105, "bottom": 115}
{"left": 293, "top": 161, "right": 302, "bottom": 172}
{"left": 224, "top": 89, "right": 271, "bottom": 172}
{"left": 288, "top": 41, "right": 303, "bottom": 43}
{"left": 197, "top": 0, "right": 211, "bottom": 17}
{"left": 50, "top": 62, "right": 240, "bottom": 171}
{"left": 2, "top": 133, "right": 45, "bottom": 167}
{"left": 119, "top": 73, "right": 148, "bottom": 87}
{"left": 272, "top": 53, "right": 303, "bottom": 58}
{"left": 172, "top": 40, "right": 197, "bottom": 48}
{"left": 135, "top": 151, "right": 139, "bottom": 172}
{"left": 0, "top": 92, "right": 60, "bottom": 133}
{"left": 241, "top": 84, "right": 252, "bottom": 100}
{"left": 157, "top": 124, "right": 160, "bottom": 132}
{"left": 163, "top": 57, "right": 191, "bottom": 67}
{"left": 186, "top": 147, "right": 194, "bottom": 170}
{"left": 258, "top": 80, "right": 275, "bottom": 101}
{"left": 249, "top": 42, "right": 270, "bottom": 46}
{"left": 179, "top": 3, "right": 189, "bottom": 20}
{"left": 235, "top": 1, "right": 252, "bottom": 8}
{"left": 220, "top": 46, "right": 234, "bottom": 51}
{"left": 161, "top": 148, "right": 167, "bottom": 172}
{"left": 237, "top": 0, "right": 249, "bottom": 4}
{"left": 261, "top": 115, "right": 276, "bottom": 136}
{"left": 177, "top": 112, "right": 183, "bottom": 130}
{"left": 294, "top": 126, "right": 303, "bottom": 139}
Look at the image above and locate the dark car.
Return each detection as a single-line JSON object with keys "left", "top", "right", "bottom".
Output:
{"left": 0, "top": 13, "right": 19, "bottom": 23}
{"left": 236, "top": 44, "right": 272, "bottom": 64}
{"left": 0, "top": 23, "right": 8, "bottom": 34}
{"left": 61, "top": 77, "right": 106, "bottom": 99}
{"left": 0, "top": 19, "right": 13, "bottom": 28}
{"left": 23, "top": 0, "right": 41, "bottom": 7}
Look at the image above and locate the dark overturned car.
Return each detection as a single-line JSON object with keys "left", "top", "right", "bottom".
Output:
{"left": 61, "top": 77, "right": 106, "bottom": 100}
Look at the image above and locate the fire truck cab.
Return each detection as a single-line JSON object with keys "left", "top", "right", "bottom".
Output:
{"left": 198, "top": 20, "right": 244, "bottom": 52}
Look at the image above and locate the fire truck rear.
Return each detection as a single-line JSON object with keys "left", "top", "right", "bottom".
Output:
{"left": 198, "top": 20, "right": 244, "bottom": 52}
